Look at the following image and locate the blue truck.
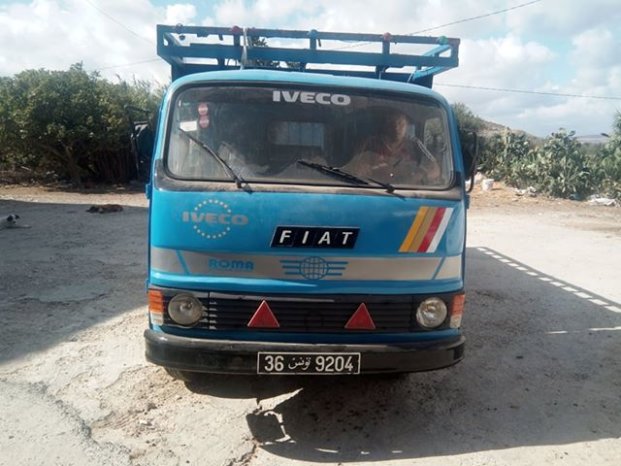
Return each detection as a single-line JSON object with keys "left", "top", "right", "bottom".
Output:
{"left": 144, "top": 25, "right": 474, "bottom": 378}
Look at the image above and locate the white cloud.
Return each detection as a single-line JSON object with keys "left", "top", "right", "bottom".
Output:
{"left": 571, "top": 28, "right": 617, "bottom": 69}
{"left": 209, "top": 0, "right": 508, "bottom": 36}
{"left": 165, "top": 3, "right": 197, "bottom": 25}
{"left": 435, "top": 35, "right": 560, "bottom": 133}
{"left": 515, "top": 97, "right": 620, "bottom": 136}
{"left": 0, "top": 0, "right": 170, "bottom": 83}
{"left": 507, "top": 0, "right": 621, "bottom": 35}
{"left": 212, "top": 0, "right": 320, "bottom": 27}
{"left": 526, "top": 26, "right": 621, "bottom": 135}
{"left": 0, "top": 0, "right": 619, "bottom": 136}
{"left": 460, "top": 35, "right": 555, "bottom": 83}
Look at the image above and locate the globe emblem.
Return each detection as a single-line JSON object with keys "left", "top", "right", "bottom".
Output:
{"left": 300, "top": 257, "right": 329, "bottom": 280}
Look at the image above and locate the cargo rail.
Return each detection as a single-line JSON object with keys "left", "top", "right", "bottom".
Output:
{"left": 157, "top": 25, "right": 459, "bottom": 87}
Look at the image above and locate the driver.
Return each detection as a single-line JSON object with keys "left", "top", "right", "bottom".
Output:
{"left": 343, "top": 111, "right": 441, "bottom": 185}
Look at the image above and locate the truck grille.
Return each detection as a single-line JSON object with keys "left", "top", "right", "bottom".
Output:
{"left": 161, "top": 293, "right": 423, "bottom": 333}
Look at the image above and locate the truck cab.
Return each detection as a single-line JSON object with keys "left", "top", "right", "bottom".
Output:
{"left": 145, "top": 26, "right": 471, "bottom": 377}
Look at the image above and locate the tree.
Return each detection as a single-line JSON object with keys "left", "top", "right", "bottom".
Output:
{"left": 248, "top": 36, "right": 281, "bottom": 68}
{"left": 596, "top": 112, "right": 621, "bottom": 199}
{"left": 482, "top": 131, "right": 534, "bottom": 184}
{"left": 2, "top": 64, "right": 105, "bottom": 186}
{"left": 451, "top": 102, "right": 485, "bottom": 133}
{"left": 0, "top": 63, "right": 160, "bottom": 186}
{"left": 533, "top": 130, "right": 592, "bottom": 198}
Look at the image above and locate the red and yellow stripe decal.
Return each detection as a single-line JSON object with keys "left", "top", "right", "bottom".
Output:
{"left": 399, "top": 207, "right": 454, "bottom": 253}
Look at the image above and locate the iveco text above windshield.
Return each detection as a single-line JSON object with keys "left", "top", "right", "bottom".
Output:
{"left": 166, "top": 86, "right": 453, "bottom": 189}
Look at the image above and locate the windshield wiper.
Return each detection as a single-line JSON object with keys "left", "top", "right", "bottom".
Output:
{"left": 297, "top": 160, "right": 369, "bottom": 185}
{"left": 178, "top": 129, "right": 248, "bottom": 190}
{"left": 366, "top": 177, "right": 396, "bottom": 193}
{"left": 296, "top": 159, "right": 396, "bottom": 193}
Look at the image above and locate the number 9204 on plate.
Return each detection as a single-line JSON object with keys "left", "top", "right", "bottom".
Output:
{"left": 257, "top": 352, "right": 361, "bottom": 375}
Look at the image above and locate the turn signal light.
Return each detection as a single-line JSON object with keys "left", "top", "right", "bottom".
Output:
{"left": 148, "top": 290, "right": 164, "bottom": 312}
{"left": 148, "top": 289, "right": 164, "bottom": 325}
{"left": 450, "top": 293, "right": 465, "bottom": 328}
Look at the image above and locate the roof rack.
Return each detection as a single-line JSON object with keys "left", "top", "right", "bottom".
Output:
{"left": 157, "top": 25, "right": 459, "bottom": 88}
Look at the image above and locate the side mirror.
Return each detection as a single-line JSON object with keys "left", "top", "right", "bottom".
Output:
{"left": 134, "top": 125, "right": 155, "bottom": 182}
{"left": 125, "top": 105, "right": 154, "bottom": 183}
{"left": 461, "top": 130, "right": 478, "bottom": 192}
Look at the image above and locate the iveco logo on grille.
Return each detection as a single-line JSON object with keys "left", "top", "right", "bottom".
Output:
{"left": 271, "top": 226, "right": 359, "bottom": 248}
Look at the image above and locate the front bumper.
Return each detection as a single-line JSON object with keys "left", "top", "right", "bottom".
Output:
{"left": 145, "top": 330, "right": 465, "bottom": 374}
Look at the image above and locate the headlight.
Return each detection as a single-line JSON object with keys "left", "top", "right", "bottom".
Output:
{"left": 168, "top": 294, "right": 203, "bottom": 326}
{"left": 416, "top": 298, "right": 448, "bottom": 329}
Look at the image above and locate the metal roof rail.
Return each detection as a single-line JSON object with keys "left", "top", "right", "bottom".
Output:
{"left": 157, "top": 24, "right": 460, "bottom": 88}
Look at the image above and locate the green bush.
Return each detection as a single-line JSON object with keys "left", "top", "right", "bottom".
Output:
{"left": 531, "top": 130, "right": 593, "bottom": 198}
{"left": 470, "top": 130, "right": 537, "bottom": 187}
{"left": 596, "top": 113, "right": 621, "bottom": 200}
{"left": 0, "top": 63, "right": 161, "bottom": 186}
{"left": 453, "top": 103, "right": 621, "bottom": 201}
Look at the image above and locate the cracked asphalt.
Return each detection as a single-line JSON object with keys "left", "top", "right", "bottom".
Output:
{"left": 0, "top": 184, "right": 619, "bottom": 466}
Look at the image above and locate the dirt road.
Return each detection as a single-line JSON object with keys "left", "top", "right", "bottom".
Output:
{"left": 0, "top": 184, "right": 619, "bottom": 466}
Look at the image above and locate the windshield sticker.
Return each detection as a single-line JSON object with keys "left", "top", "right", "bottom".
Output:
{"left": 272, "top": 90, "right": 351, "bottom": 106}
{"left": 179, "top": 120, "right": 198, "bottom": 132}
{"left": 182, "top": 199, "right": 249, "bottom": 240}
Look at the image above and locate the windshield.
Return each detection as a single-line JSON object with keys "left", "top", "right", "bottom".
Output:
{"left": 166, "top": 85, "right": 454, "bottom": 189}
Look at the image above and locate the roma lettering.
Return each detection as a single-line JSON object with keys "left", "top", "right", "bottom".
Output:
{"left": 209, "top": 259, "right": 254, "bottom": 271}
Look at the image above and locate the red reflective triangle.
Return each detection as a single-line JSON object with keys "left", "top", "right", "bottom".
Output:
{"left": 247, "top": 300, "right": 280, "bottom": 328}
{"left": 345, "top": 303, "right": 376, "bottom": 330}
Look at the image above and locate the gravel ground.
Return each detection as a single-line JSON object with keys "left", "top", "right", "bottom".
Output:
{"left": 0, "top": 182, "right": 619, "bottom": 466}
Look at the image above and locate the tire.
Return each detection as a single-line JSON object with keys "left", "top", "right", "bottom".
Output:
{"left": 164, "top": 367, "right": 203, "bottom": 383}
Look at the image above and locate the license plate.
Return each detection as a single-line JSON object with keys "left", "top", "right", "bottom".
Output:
{"left": 257, "top": 352, "right": 361, "bottom": 375}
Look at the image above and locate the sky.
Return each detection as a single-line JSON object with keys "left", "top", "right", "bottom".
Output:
{"left": 0, "top": 0, "right": 620, "bottom": 138}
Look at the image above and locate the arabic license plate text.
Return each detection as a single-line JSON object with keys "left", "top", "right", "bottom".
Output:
{"left": 257, "top": 352, "right": 361, "bottom": 375}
